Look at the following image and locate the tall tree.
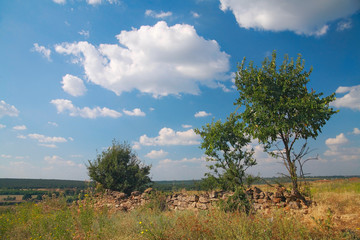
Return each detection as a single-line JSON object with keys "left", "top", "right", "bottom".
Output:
{"left": 235, "top": 51, "right": 338, "bottom": 197}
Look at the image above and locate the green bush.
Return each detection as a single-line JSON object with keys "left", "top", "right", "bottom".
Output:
{"left": 87, "top": 140, "right": 152, "bottom": 195}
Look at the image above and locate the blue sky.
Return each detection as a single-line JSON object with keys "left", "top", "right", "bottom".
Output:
{"left": 0, "top": 0, "right": 359, "bottom": 181}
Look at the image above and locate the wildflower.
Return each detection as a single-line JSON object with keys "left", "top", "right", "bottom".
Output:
{"left": 139, "top": 221, "right": 142, "bottom": 224}
{"left": 141, "top": 231, "right": 144, "bottom": 234}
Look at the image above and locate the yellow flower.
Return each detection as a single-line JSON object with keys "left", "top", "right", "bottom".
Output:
{"left": 141, "top": 231, "right": 144, "bottom": 234}
{"left": 139, "top": 221, "right": 142, "bottom": 224}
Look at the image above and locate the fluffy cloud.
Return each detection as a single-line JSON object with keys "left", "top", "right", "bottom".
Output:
{"left": 353, "top": 128, "right": 360, "bottom": 135}
{"left": 48, "top": 121, "right": 58, "bottom": 127}
{"left": 145, "top": 10, "right": 172, "bottom": 18}
{"left": 145, "top": 149, "right": 168, "bottom": 159}
{"left": 137, "top": 127, "right": 201, "bottom": 146}
{"left": 28, "top": 133, "right": 67, "bottom": 143}
{"left": 0, "top": 124, "right": 6, "bottom": 129}
{"left": 55, "top": 21, "right": 230, "bottom": 97}
{"left": 182, "top": 124, "right": 192, "bottom": 129}
{"left": 325, "top": 133, "right": 348, "bottom": 145}
{"left": 123, "top": 108, "right": 146, "bottom": 117}
{"left": 331, "top": 84, "right": 360, "bottom": 111}
{"left": 32, "top": 43, "right": 51, "bottom": 61}
{"left": 194, "top": 111, "right": 211, "bottom": 118}
{"left": 13, "top": 125, "right": 27, "bottom": 131}
{"left": 0, "top": 100, "right": 19, "bottom": 118}
{"left": 51, "top": 99, "right": 122, "bottom": 118}
{"left": 219, "top": 0, "right": 360, "bottom": 36}
{"left": 61, "top": 74, "right": 87, "bottom": 96}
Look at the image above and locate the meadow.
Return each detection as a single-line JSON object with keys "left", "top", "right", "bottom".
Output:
{"left": 0, "top": 178, "right": 359, "bottom": 240}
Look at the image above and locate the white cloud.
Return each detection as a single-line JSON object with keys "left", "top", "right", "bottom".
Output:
{"left": 87, "top": 0, "right": 102, "bottom": 5}
{"left": 55, "top": 21, "right": 230, "bottom": 97}
{"left": 194, "top": 111, "right": 211, "bottom": 118}
{"left": 0, "top": 100, "right": 19, "bottom": 118}
{"left": 337, "top": 19, "right": 352, "bottom": 31}
{"left": 61, "top": 74, "right": 87, "bottom": 97}
{"left": 13, "top": 125, "right": 27, "bottom": 131}
{"left": 353, "top": 128, "right": 360, "bottom": 135}
{"left": 1, "top": 154, "right": 12, "bottom": 159}
{"left": 182, "top": 124, "right": 192, "bottom": 129}
{"left": 48, "top": 121, "right": 58, "bottom": 127}
{"left": 325, "top": 133, "right": 348, "bottom": 146}
{"left": 137, "top": 127, "right": 201, "bottom": 146}
{"left": 39, "top": 144, "right": 58, "bottom": 148}
{"left": 331, "top": 84, "right": 360, "bottom": 111}
{"left": 145, "top": 149, "right": 168, "bottom": 159}
{"left": 145, "top": 10, "right": 172, "bottom": 19}
{"left": 32, "top": 43, "right": 51, "bottom": 61}
{"left": 123, "top": 108, "right": 146, "bottom": 117}
{"left": 219, "top": 0, "right": 360, "bottom": 36}
{"left": 28, "top": 133, "right": 67, "bottom": 143}
{"left": 51, "top": 99, "right": 122, "bottom": 118}
{"left": 17, "top": 135, "right": 27, "bottom": 139}
{"left": 0, "top": 124, "right": 6, "bottom": 129}
{"left": 44, "top": 155, "right": 84, "bottom": 168}
{"left": 53, "top": 0, "right": 66, "bottom": 4}
{"left": 79, "top": 30, "right": 90, "bottom": 38}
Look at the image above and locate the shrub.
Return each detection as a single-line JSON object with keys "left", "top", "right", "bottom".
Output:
{"left": 87, "top": 140, "right": 152, "bottom": 195}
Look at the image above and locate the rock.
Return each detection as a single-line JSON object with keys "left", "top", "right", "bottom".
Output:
{"left": 131, "top": 191, "right": 141, "bottom": 197}
{"left": 253, "top": 187, "right": 262, "bottom": 194}
{"left": 144, "top": 188, "right": 154, "bottom": 194}
{"left": 187, "top": 195, "right": 199, "bottom": 202}
{"left": 209, "top": 191, "right": 218, "bottom": 198}
{"left": 288, "top": 201, "right": 301, "bottom": 210}
{"left": 196, "top": 203, "right": 208, "bottom": 210}
{"left": 199, "top": 196, "right": 210, "bottom": 203}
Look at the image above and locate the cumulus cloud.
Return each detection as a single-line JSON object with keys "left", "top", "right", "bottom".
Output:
{"left": 28, "top": 133, "right": 67, "bottom": 143}
{"left": 191, "top": 12, "right": 200, "bottom": 18}
{"left": 61, "top": 74, "right": 87, "bottom": 96}
{"left": 55, "top": 21, "right": 230, "bottom": 97}
{"left": 219, "top": 0, "right": 360, "bottom": 36}
{"left": 32, "top": 43, "right": 51, "bottom": 61}
{"left": 145, "top": 149, "right": 168, "bottom": 159}
{"left": 0, "top": 100, "right": 19, "bottom": 118}
{"left": 194, "top": 111, "right": 211, "bottom": 118}
{"left": 182, "top": 124, "right": 192, "bottom": 129}
{"left": 86, "top": 0, "right": 102, "bottom": 4}
{"left": 123, "top": 108, "right": 146, "bottom": 117}
{"left": 325, "top": 133, "right": 348, "bottom": 145}
{"left": 13, "top": 125, "right": 27, "bottom": 131}
{"left": 331, "top": 84, "right": 360, "bottom": 111}
{"left": 145, "top": 10, "right": 172, "bottom": 18}
{"left": 0, "top": 124, "right": 6, "bottom": 129}
{"left": 136, "top": 127, "right": 201, "bottom": 146}
{"left": 353, "top": 128, "right": 360, "bottom": 135}
{"left": 51, "top": 99, "right": 122, "bottom": 118}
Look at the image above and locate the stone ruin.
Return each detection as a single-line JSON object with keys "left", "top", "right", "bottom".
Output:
{"left": 94, "top": 186, "right": 311, "bottom": 212}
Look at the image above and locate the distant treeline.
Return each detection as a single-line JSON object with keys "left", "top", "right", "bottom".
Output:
{"left": 1, "top": 176, "right": 358, "bottom": 192}
{"left": 0, "top": 178, "right": 90, "bottom": 189}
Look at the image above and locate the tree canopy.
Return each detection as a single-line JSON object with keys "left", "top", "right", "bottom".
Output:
{"left": 87, "top": 140, "right": 151, "bottom": 195}
{"left": 235, "top": 51, "right": 338, "bottom": 195}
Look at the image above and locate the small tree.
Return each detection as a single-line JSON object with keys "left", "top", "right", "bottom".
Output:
{"left": 87, "top": 140, "right": 151, "bottom": 195}
{"left": 195, "top": 114, "right": 256, "bottom": 192}
{"left": 235, "top": 51, "right": 338, "bottom": 198}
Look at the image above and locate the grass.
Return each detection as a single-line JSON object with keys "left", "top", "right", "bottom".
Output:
{"left": 1, "top": 179, "right": 359, "bottom": 240}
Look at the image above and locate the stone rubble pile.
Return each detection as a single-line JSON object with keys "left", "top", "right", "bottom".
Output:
{"left": 94, "top": 186, "right": 311, "bottom": 212}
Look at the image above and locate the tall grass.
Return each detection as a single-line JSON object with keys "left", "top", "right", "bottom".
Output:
{"left": 1, "top": 180, "right": 359, "bottom": 240}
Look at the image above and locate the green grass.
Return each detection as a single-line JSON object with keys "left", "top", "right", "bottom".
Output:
{"left": 1, "top": 180, "right": 359, "bottom": 240}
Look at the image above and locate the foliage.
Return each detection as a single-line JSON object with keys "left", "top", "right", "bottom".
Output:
{"left": 22, "top": 193, "right": 32, "bottom": 201}
{"left": 218, "top": 187, "right": 252, "bottom": 214}
{"left": 87, "top": 140, "right": 152, "bottom": 195}
{"left": 0, "top": 178, "right": 89, "bottom": 189}
{"left": 235, "top": 51, "right": 338, "bottom": 195}
{"left": 195, "top": 114, "right": 256, "bottom": 192}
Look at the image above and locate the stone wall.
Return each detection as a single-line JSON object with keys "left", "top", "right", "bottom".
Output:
{"left": 94, "top": 186, "right": 310, "bottom": 212}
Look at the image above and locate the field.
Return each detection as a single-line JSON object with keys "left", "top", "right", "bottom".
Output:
{"left": 0, "top": 178, "right": 359, "bottom": 240}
